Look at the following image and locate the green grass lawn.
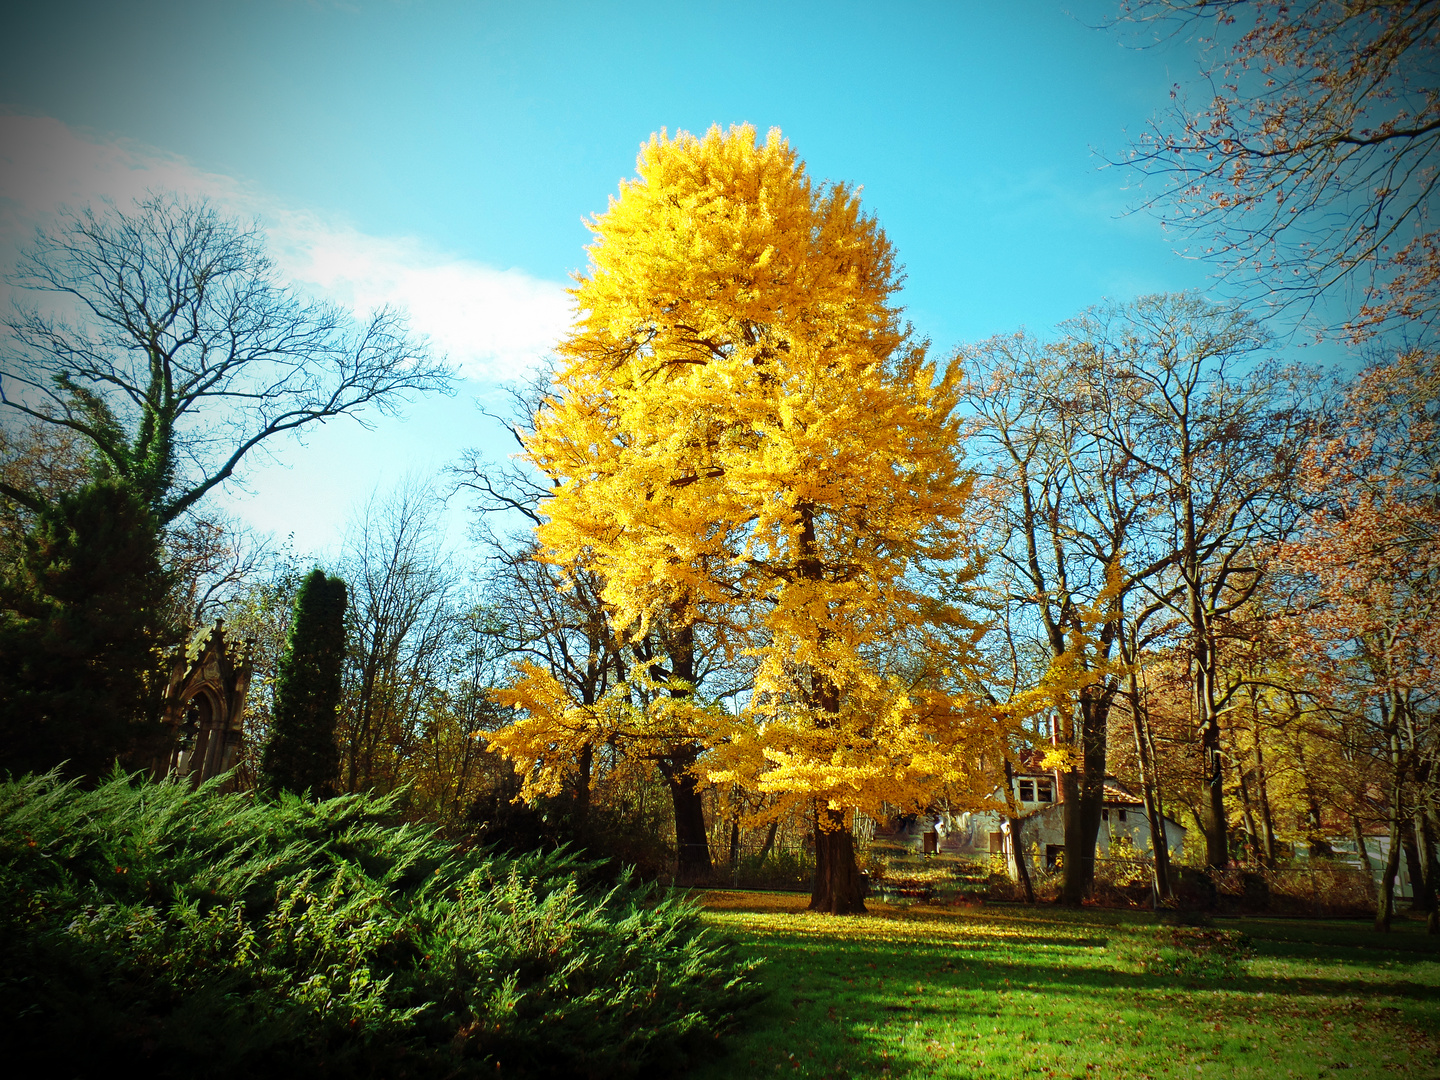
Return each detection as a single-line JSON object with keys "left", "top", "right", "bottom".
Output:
{"left": 692, "top": 891, "right": 1440, "bottom": 1080}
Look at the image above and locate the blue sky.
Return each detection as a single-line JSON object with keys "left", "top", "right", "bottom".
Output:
{"left": 0, "top": 1, "right": 1333, "bottom": 555}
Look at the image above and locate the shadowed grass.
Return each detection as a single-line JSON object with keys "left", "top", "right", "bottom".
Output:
{"left": 693, "top": 891, "right": 1440, "bottom": 1080}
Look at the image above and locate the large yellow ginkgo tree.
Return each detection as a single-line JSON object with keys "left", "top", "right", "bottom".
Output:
{"left": 519, "top": 124, "right": 996, "bottom": 912}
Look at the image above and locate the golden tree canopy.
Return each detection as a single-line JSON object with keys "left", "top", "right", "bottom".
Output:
{"left": 521, "top": 124, "right": 1001, "bottom": 819}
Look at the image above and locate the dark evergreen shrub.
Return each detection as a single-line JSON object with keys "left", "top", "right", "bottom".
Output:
{"left": 463, "top": 773, "right": 676, "bottom": 884}
{"left": 0, "top": 479, "right": 173, "bottom": 779}
{"left": 0, "top": 770, "right": 763, "bottom": 1078}
{"left": 261, "top": 568, "right": 346, "bottom": 797}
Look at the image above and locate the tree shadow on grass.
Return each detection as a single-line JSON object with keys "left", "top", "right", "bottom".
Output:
{"left": 699, "top": 909, "right": 1440, "bottom": 1079}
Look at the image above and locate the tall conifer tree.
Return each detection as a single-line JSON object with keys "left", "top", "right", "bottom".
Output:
{"left": 262, "top": 568, "right": 346, "bottom": 797}
{"left": 0, "top": 479, "right": 172, "bottom": 779}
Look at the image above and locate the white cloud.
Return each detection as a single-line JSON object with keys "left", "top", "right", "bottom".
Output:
{"left": 0, "top": 113, "right": 246, "bottom": 231}
{"left": 267, "top": 216, "right": 573, "bottom": 381}
{"left": 0, "top": 111, "right": 572, "bottom": 381}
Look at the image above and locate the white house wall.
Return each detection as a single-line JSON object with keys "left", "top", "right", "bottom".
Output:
{"left": 941, "top": 804, "right": 1185, "bottom": 881}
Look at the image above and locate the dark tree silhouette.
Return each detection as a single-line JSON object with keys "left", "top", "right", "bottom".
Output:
{"left": 261, "top": 568, "right": 347, "bottom": 797}
{"left": 0, "top": 479, "right": 173, "bottom": 778}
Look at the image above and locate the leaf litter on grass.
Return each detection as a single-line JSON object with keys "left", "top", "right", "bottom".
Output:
{"left": 690, "top": 891, "right": 1440, "bottom": 1080}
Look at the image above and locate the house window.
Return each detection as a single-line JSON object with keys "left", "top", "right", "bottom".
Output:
{"left": 1018, "top": 779, "right": 1035, "bottom": 802}
{"left": 1118, "top": 809, "right": 1128, "bottom": 823}
{"left": 1036, "top": 779, "right": 1054, "bottom": 803}
{"left": 1101, "top": 808, "right": 1109, "bottom": 822}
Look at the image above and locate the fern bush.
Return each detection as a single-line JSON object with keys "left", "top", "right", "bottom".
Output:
{"left": 0, "top": 770, "right": 762, "bottom": 1078}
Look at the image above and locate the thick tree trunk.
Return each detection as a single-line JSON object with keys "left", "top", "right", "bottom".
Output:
{"left": 660, "top": 751, "right": 712, "bottom": 885}
{"left": 1407, "top": 812, "right": 1437, "bottom": 928}
{"left": 1423, "top": 811, "right": 1440, "bottom": 935}
{"left": 1176, "top": 436, "right": 1234, "bottom": 874}
{"left": 1190, "top": 590, "right": 1229, "bottom": 871}
{"left": 1060, "top": 773, "right": 1106, "bottom": 904}
{"left": 794, "top": 505, "right": 865, "bottom": 914}
{"left": 1411, "top": 752, "right": 1439, "bottom": 926}
{"left": 1352, "top": 814, "right": 1376, "bottom": 886}
{"left": 810, "top": 806, "right": 866, "bottom": 914}
{"left": 1060, "top": 771, "right": 1084, "bottom": 903}
{"left": 1010, "top": 814, "right": 1035, "bottom": 904}
{"left": 1199, "top": 712, "right": 1229, "bottom": 870}
{"left": 1003, "top": 757, "right": 1035, "bottom": 903}
{"left": 1377, "top": 823, "right": 1403, "bottom": 932}
{"left": 1403, "top": 827, "right": 1425, "bottom": 911}
{"left": 1254, "top": 728, "right": 1279, "bottom": 870}
{"left": 1236, "top": 759, "right": 1260, "bottom": 864}
{"left": 1060, "top": 694, "right": 1109, "bottom": 906}
{"left": 1307, "top": 793, "right": 1334, "bottom": 859}
{"left": 1377, "top": 724, "right": 1404, "bottom": 932}
{"left": 657, "top": 625, "right": 711, "bottom": 885}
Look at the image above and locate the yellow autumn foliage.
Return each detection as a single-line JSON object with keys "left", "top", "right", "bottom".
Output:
{"left": 488, "top": 657, "right": 724, "bottom": 803}
{"left": 512, "top": 124, "right": 1005, "bottom": 826}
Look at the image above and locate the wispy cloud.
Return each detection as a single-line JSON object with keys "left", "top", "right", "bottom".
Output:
{"left": 0, "top": 111, "right": 572, "bottom": 380}
{"left": 268, "top": 217, "right": 573, "bottom": 381}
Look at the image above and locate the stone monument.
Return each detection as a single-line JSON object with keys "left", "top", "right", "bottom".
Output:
{"left": 158, "top": 619, "right": 253, "bottom": 786}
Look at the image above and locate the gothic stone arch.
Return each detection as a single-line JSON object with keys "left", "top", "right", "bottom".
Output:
{"left": 160, "top": 619, "right": 253, "bottom": 786}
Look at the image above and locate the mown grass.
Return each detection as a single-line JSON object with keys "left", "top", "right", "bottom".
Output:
{"left": 692, "top": 891, "right": 1440, "bottom": 1080}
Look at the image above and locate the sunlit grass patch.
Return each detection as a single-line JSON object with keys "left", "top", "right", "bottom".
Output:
{"left": 693, "top": 891, "right": 1440, "bottom": 1079}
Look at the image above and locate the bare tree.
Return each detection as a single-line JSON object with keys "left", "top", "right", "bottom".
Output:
{"left": 1115, "top": 592, "right": 1186, "bottom": 899}
{"left": 958, "top": 292, "right": 1322, "bottom": 888}
{"left": 411, "top": 604, "right": 510, "bottom": 823}
{"left": 1073, "top": 292, "right": 1324, "bottom": 869}
{"left": 1116, "top": 1, "right": 1440, "bottom": 342}
{"left": 956, "top": 326, "right": 1172, "bottom": 905}
{"left": 1, "top": 192, "right": 452, "bottom": 525}
{"left": 165, "top": 511, "right": 275, "bottom": 630}
{"left": 484, "top": 539, "right": 624, "bottom": 825}
{"left": 454, "top": 375, "right": 622, "bottom": 828}
{"left": 338, "top": 476, "right": 461, "bottom": 794}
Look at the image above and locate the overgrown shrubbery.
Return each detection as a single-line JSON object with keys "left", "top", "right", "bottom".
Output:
{"left": 728, "top": 849, "right": 813, "bottom": 892}
{"left": 1210, "top": 864, "right": 1374, "bottom": 918}
{"left": 0, "top": 770, "right": 762, "bottom": 1078}
{"left": 462, "top": 774, "right": 678, "bottom": 884}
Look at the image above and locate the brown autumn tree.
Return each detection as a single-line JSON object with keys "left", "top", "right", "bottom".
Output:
{"left": 337, "top": 477, "right": 462, "bottom": 796}
{"left": 1281, "top": 348, "right": 1440, "bottom": 928}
